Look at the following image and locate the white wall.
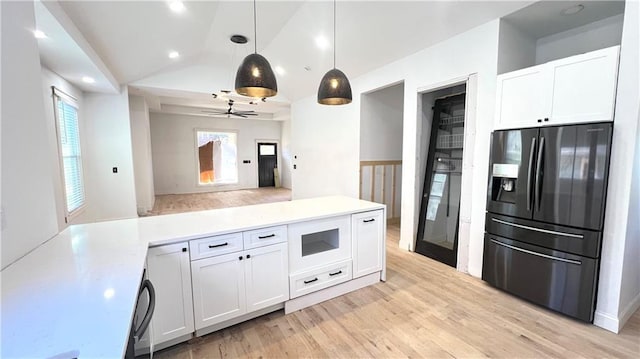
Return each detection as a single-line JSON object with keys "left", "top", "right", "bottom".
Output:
{"left": 594, "top": 0, "right": 640, "bottom": 333}
{"left": 360, "top": 83, "right": 404, "bottom": 161}
{"left": 150, "top": 113, "right": 282, "bottom": 195}
{"left": 1, "top": 1, "right": 59, "bottom": 268}
{"left": 292, "top": 19, "right": 501, "bottom": 278}
{"left": 76, "top": 89, "right": 138, "bottom": 223}
{"left": 536, "top": 14, "right": 624, "bottom": 64}
{"left": 129, "top": 95, "right": 155, "bottom": 214}
{"left": 279, "top": 114, "right": 293, "bottom": 189}
{"left": 40, "top": 67, "right": 84, "bottom": 230}
{"left": 497, "top": 19, "right": 536, "bottom": 74}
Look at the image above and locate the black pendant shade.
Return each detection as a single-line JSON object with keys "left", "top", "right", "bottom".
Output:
{"left": 235, "top": 53, "right": 278, "bottom": 98}
{"left": 317, "top": 0, "right": 351, "bottom": 105}
{"left": 317, "top": 68, "right": 352, "bottom": 105}
{"left": 234, "top": 0, "right": 278, "bottom": 98}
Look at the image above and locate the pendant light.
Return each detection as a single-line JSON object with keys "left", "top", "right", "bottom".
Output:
{"left": 235, "top": 0, "right": 278, "bottom": 98}
{"left": 317, "top": 0, "right": 352, "bottom": 105}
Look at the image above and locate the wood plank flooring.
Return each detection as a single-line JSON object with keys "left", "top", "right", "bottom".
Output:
{"left": 148, "top": 187, "right": 291, "bottom": 215}
{"left": 153, "top": 223, "right": 640, "bottom": 358}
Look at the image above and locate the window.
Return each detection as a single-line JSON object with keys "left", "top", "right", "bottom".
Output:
{"left": 53, "top": 88, "right": 85, "bottom": 216}
{"left": 196, "top": 131, "right": 238, "bottom": 185}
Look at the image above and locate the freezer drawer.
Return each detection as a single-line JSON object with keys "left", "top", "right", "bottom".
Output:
{"left": 485, "top": 213, "right": 602, "bottom": 258}
{"left": 482, "top": 234, "right": 598, "bottom": 322}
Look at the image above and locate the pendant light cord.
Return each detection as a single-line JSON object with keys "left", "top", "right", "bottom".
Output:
{"left": 333, "top": 0, "right": 336, "bottom": 69}
{"left": 253, "top": 0, "right": 257, "bottom": 53}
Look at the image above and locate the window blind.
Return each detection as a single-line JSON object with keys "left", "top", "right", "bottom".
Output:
{"left": 53, "top": 88, "right": 85, "bottom": 215}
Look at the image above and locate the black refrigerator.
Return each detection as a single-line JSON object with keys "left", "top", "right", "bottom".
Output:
{"left": 482, "top": 122, "right": 612, "bottom": 322}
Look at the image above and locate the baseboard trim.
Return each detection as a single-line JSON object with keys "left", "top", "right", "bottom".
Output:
{"left": 619, "top": 291, "right": 640, "bottom": 331}
{"left": 594, "top": 291, "right": 640, "bottom": 333}
{"left": 284, "top": 272, "right": 381, "bottom": 314}
{"left": 594, "top": 310, "right": 620, "bottom": 333}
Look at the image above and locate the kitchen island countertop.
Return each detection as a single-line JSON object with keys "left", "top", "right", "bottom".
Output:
{"left": 0, "top": 196, "right": 383, "bottom": 358}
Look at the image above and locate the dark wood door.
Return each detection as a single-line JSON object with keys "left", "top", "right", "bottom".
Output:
{"left": 258, "top": 143, "right": 277, "bottom": 187}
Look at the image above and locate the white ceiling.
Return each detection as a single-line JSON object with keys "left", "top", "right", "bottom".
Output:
{"left": 503, "top": 0, "right": 625, "bottom": 39}
{"left": 41, "top": 0, "right": 603, "bottom": 115}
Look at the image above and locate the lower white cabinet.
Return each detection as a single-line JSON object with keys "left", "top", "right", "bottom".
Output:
{"left": 146, "top": 243, "right": 195, "bottom": 346}
{"left": 191, "top": 251, "right": 246, "bottom": 330}
{"left": 352, "top": 210, "right": 385, "bottom": 278}
{"left": 245, "top": 242, "right": 289, "bottom": 312}
{"left": 191, "top": 242, "right": 289, "bottom": 330}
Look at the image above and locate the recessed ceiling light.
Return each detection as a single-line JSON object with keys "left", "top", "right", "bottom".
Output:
{"left": 33, "top": 30, "right": 47, "bottom": 39}
{"left": 315, "top": 35, "right": 330, "bottom": 50}
{"left": 168, "top": 1, "right": 185, "bottom": 13}
{"left": 561, "top": 4, "right": 585, "bottom": 16}
{"left": 82, "top": 76, "right": 95, "bottom": 84}
{"left": 275, "top": 66, "right": 285, "bottom": 76}
{"left": 168, "top": 51, "right": 180, "bottom": 59}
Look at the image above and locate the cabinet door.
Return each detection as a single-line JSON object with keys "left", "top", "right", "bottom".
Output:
{"left": 549, "top": 46, "right": 619, "bottom": 125}
{"left": 352, "top": 210, "right": 384, "bottom": 278}
{"left": 495, "top": 65, "right": 551, "bottom": 129}
{"left": 244, "top": 242, "right": 289, "bottom": 312}
{"left": 147, "top": 243, "right": 194, "bottom": 345}
{"left": 191, "top": 252, "right": 246, "bottom": 330}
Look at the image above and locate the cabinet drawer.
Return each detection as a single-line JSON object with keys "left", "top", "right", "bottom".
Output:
{"left": 189, "top": 232, "right": 243, "bottom": 260}
{"left": 289, "top": 260, "right": 352, "bottom": 299}
{"left": 243, "top": 225, "right": 287, "bottom": 249}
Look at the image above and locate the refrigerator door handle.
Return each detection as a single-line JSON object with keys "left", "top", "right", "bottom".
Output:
{"left": 527, "top": 137, "right": 536, "bottom": 211}
{"left": 490, "top": 239, "right": 582, "bottom": 265}
{"left": 535, "top": 136, "right": 545, "bottom": 211}
{"left": 491, "top": 218, "right": 585, "bottom": 238}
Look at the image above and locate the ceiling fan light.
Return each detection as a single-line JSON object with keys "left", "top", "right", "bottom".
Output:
{"left": 235, "top": 53, "right": 278, "bottom": 98}
{"left": 317, "top": 68, "right": 352, "bottom": 105}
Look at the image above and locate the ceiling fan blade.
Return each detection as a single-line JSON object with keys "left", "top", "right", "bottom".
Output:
{"left": 232, "top": 113, "right": 248, "bottom": 118}
{"left": 233, "top": 111, "right": 256, "bottom": 115}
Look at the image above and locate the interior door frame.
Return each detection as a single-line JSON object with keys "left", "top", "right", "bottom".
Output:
{"left": 255, "top": 139, "right": 281, "bottom": 188}
{"left": 413, "top": 73, "right": 478, "bottom": 272}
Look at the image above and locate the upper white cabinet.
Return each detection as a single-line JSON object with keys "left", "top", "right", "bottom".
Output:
{"left": 352, "top": 210, "right": 385, "bottom": 279}
{"left": 146, "top": 243, "right": 195, "bottom": 346}
{"left": 495, "top": 46, "right": 619, "bottom": 129}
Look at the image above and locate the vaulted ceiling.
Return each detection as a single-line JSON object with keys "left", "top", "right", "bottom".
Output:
{"left": 35, "top": 1, "right": 544, "bottom": 113}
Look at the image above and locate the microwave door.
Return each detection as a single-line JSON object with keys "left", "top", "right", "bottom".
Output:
{"left": 487, "top": 128, "right": 539, "bottom": 219}
{"left": 534, "top": 123, "right": 612, "bottom": 230}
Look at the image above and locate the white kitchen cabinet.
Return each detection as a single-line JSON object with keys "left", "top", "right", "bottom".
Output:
{"left": 191, "top": 251, "right": 246, "bottom": 330}
{"left": 548, "top": 47, "right": 619, "bottom": 124}
{"left": 244, "top": 242, "right": 289, "bottom": 312}
{"left": 495, "top": 64, "right": 551, "bottom": 129}
{"left": 495, "top": 46, "right": 619, "bottom": 130}
{"left": 191, "top": 233, "right": 289, "bottom": 330}
{"left": 146, "top": 243, "right": 195, "bottom": 346}
{"left": 352, "top": 210, "right": 385, "bottom": 278}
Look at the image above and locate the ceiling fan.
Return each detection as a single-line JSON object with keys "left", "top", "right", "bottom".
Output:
{"left": 201, "top": 99, "right": 258, "bottom": 118}
{"left": 211, "top": 90, "right": 267, "bottom": 105}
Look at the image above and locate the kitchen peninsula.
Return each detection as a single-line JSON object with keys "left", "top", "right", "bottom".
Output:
{"left": 1, "top": 196, "right": 385, "bottom": 358}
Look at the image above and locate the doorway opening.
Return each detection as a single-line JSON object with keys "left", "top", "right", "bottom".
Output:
{"left": 359, "top": 82, "right": 404, "bottom": 226}
{"left": 258, "top": 142, "right": 278, "bottom": 187}
{"left": 415, "top": 84, "right": 467, "bottom": 267}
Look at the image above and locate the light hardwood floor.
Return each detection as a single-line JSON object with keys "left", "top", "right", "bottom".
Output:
{"left": 148, "top": 187, "right": 292, "bottom": 215}
{"left": 154, "top": 223, "right": 640, "bottom": 358}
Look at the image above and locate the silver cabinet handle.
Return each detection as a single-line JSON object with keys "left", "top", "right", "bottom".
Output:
{"left": 491, "top": 218, "right": 584, "bottom": 238}
{"left": 490, "top": 239, "right": 581, "bottom": 265}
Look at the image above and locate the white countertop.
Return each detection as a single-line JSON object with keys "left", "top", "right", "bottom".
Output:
{"left": 1, "top": 196, "right": 383, "bottom": 358}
